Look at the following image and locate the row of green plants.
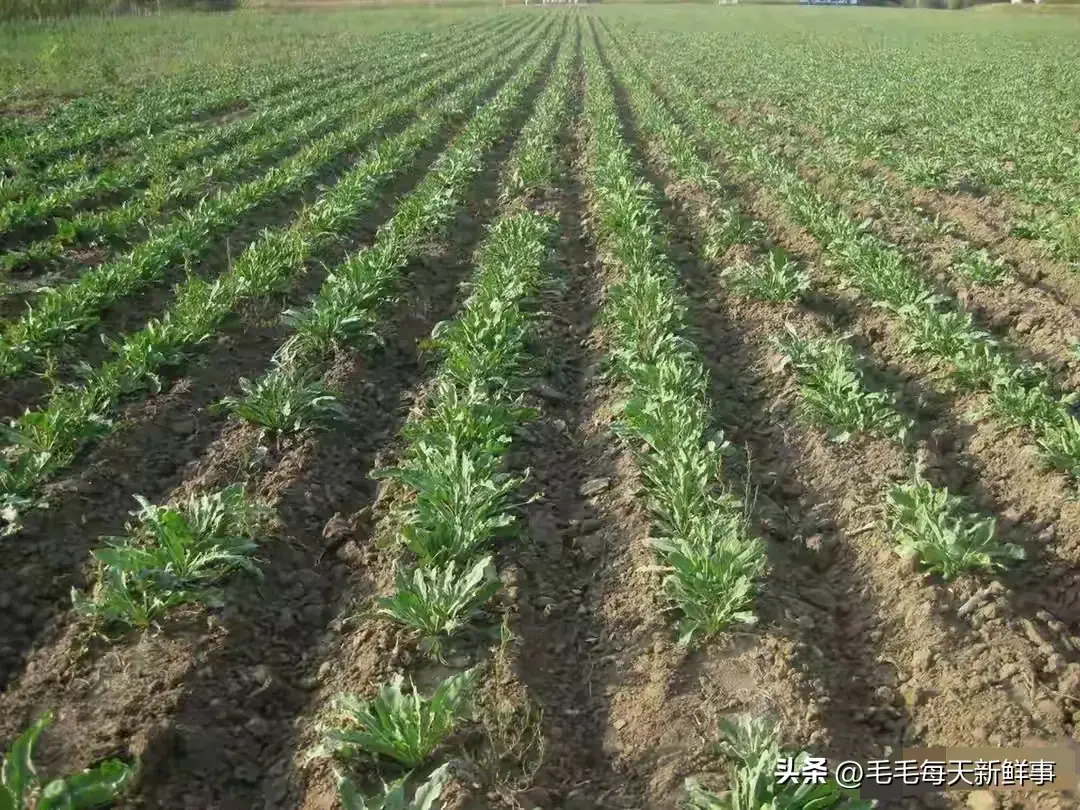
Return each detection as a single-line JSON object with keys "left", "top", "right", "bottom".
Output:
{"left": 0, "top": 28, "right": 559, "bottom": 806}
{"left": 598, "top": 34, "right": 910, "bottom": 448}
{"left": 581, "top": 26, "right": 764, "bottom": 646}
{"left": 0, "top": 24, "right": 490, "bottom": 183}
{"left": 220, "top": 30, "right": 558, "bottom": 443}
{"left": 364, "top": 54, "right": 570, "bottom": 656}
{"left": 587, "top": 32, "right": 879, "bottom": 804}
{"left": 0, "top": 31, "right": 533, "bottom": 810}
{"left": 0, "top": 28, "right": 554, "bottom": 538}
{"left": 0, "top": 19, "right": 520, "bottom": 208}
{"left": 309, "top": 33, "right": 574, "bottom": 810}
{"left": 598, "top": 27, "right": 1026, "bottom": 582}
{"left": 697, "top": 100, "right": 1028, "bottom": 289}
{"left": 0, "top": 19, "right": 545, "bottom": 381}
{"left": 67, "top": 24, "right": 557, "bottom": 627}
{"left": 2, "top": 52, "right": 347, "bottom": 180}
{"left": 0, "top": 28, "right": 489, "bottom": 244}
{"left": 619, "top": 33, "right": 1080, "bottom": 490}
{"left": 3, "top": 91, "right": 376, "bottom": 275}
{"left": 602, "top": 21, "right": 1080, "bottom": 264}
{"left": 2, "top": 61, "right": 367, "bottom": 228}
{"left": 56, "top": 29, "right": 565, "bottom": 810}
{"left": 0, "top": 23, "right": 525, "bottom": 275}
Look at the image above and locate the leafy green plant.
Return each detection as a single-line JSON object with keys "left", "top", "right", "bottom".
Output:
{"left": 703, "top": 207, "right": 764, "bottom": 260}
{"left": 898, "top": 303, "right": 991, "bottom": 365}
{"left": 372, "top": 379, "right": 534, "bottom": 567}
{"left": 217, "top": 365, "right": 348, "bottom": 436}
{"left": 337, "top": 763, "right": 451, "bottom": 810}
{"left": 950, "top": 247, "right": 1010, "bottom": 286}
{"left": 986, "top": 363, "right": 1065, "bottom": 429}
{"left": 655, "top": 532, "right": 763, "bottom": 645}
{"left": 775, "top": 327, "right": 909, "bottom": 443}
{"left": 315, "top": 669, "right": 478, "bottom": 768}
{"left": 721, "top": 248, "right": 809, "bottom": 303}
{"left": 1, "top": 711, "right": 137, "bottom": 810}
{"left": 682, "top": 714, "right": 870, "bottom": 810}
{"left": 72, "top": 484, "right": 266, "bottom": 629}
{"left": 374, "top": 437, "right": 526, "bottom": 567}
{"left": 1036, "top": 413, "right": 1080, "bottom": 481}
{"left": 885, "top": 466, "right": 1024, "bottom": 579}
{"left": 376, "top": 556, "right": 501, "bottom": 655}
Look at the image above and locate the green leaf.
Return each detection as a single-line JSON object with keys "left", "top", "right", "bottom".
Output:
{"left": 412, "top": 763, "right": 451, "bottom": 810}
{"left": 37, "top": 759, "right": 137, "bottom": 810}
{"left": 2, "top": 711, "right": 52, "bottom": 808}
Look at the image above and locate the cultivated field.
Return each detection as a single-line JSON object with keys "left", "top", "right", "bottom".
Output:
{"left": 3, "top": 4, "right": 1080, "bottom": 809}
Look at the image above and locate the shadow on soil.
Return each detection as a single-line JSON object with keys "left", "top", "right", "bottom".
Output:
{"left": 591, "top": 22, "right": 908, "bottom": 765}
{"left": 0, "top": 64, "right": 514, "bottom": 695}
{"left": 128, "top": 56, "right": 561, "bottom": 809}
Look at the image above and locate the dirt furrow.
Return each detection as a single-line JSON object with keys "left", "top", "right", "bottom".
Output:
{"left": 492, "top": 65, "right": 631, "bottom": 807}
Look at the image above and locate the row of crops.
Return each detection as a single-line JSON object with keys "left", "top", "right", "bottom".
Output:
{"left": 3, "top": 5, "right": 1079, "bottom": 809}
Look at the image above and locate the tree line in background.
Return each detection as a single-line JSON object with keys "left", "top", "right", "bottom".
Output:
{"left": 1, "top": 0, "right": 236, "bottom": 22}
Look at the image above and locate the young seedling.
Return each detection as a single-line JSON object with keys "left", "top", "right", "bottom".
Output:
{"left": 217, "top": 365, "right": 348, "bottom": 437}
{"left": 376, "top": 556, "right": 501, "bottom": 656}
{"left": 682, "top": 714, "right": 870, "bottom": 810}
{"left": 986, "top": 363, "right": 1064, "bottom": 429}
{"left": 1037, "top": 413, "right": 1080, "bottom": 482}
{"left": 703, "top": 207, "right": 764, "bottom": 261}
{"left": 655, "top": 530, "right": 764, "bottom": 646}
{"left": 314, "top": 669, "right": 478, "bottom": 768}
{"left": 885, "top": 466, "right": 1024, "bottom": 579}
{"left": 832, "top": 240, "right": 928, "bottom": 310}
{"left": 775, "top": 326, "right": 909, "bottom": 443}
{"left": 721, "top": 248, "right": 809, "bottom": 303}
{"left": 898, "top": 303, "right": 991, "bottom": 366}
{"left": 950, "top": 247, "right": 1010, "bottom": 286}
{"left": 0, "top": 406, "right": 112, "bottom": 531}
{"left": 1, "top": 710, "right": 137, "bottom": 810}
{"left": 372, "top": 388, "right": 530, "bottom": 567}
{"left": 337, "top": 763, "right": 451, "bottom": 810}
{"left": 73, "top": 484, "right": 266, "bottom": 629}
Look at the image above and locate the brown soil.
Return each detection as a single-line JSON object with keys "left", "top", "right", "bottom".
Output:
{"left": 6, "top": 14, "right": 1080, "bottom": 810}
{"left": 592, "top": 21, "right": 1080, "bottom": 809}
{"left": 0, "top": 39, "right": 560, "bottom": 810}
